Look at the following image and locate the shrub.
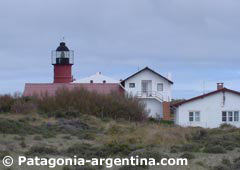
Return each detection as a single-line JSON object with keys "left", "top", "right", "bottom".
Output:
{"left": 203, "top": 145, "right": 226, "bottom": 154}
{"left": 62, "top": 166, "right": 73, "bottom": 170}
{"left": 192, "top": 129, "right": 208, "bottom": 140}
{"left": 0, "top": 118, "right": 36, "bottom": 135}
{"left": 20, "top": 140, "right": 27, "bottom": 148}
{"left": 11, "top": 100, "right": 37, "bottom": 114}
{"left": 170, "top": 145, "right": 181, "bottom": 153}
{"left": 99, "top": 143, "right": 133, "bottom": 157}
{"left": 180, "top": 143, "right": 200, "bottom": 152}
{"left": 37, "top": 88, "right": 148, "bottom": 121}
{"left": 26, "top": 146, "right": 59, "bottom": 155}
{"left": 212, "top": 165, "right": 229, "bottom": 170}
{"left": 33, "top": 135, "right": 42, "bottom": 141}
{"left": 78, "top": 133, "right": 95, "bottom": 140}
{"left": 221, "top": 158, "right": 231, "bottom": 166}
{"left": 0, "top": 95, "right": 15, "bottom": 113}
{"left": 62, "top": 135, "right": 72, "bottom": 140}
{"left": 75, "top": 165, "right": 98, "bottom": 170}
{"left": 129, "top": 149, "right": 168, "bottom": 161}
{"left": 118, "top": 166, "right": 146, "bottom": 170}
{"left": 0, "top": 151, "right": 10, "bottom": 159}
{"left": 66, "top": 143, "right": 139, "bottom": 159}
{"left": 220, "top": 123, "right": 236, "bottom": 129}
{"left": 66, "top": 143, "right": 98, "bottom": 158}
{"left": 180, "top": 152, "right": 195, "bottom": 160}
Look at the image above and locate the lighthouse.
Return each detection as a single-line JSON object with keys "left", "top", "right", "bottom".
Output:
{"left": 51, "top": 42, "right": 74, "bottom": 83}
{"left": 23, "top": 41, "right": 123, "bottom": 97}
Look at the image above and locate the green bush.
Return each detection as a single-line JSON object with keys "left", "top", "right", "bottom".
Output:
{"left": 180, "top": 152, "right": 195, "bottom": 160}
{"left": 66, "top": 143, "right": 98, "bottom": 158}
{"left": 180, "top": 143, "right": 201, "bottom": 152}
{"left": 33, "top": 135, "right": 42, "bottom": 141}
{"left": 0, "top": 151, "right": 10, "bottom": 159}
{"left": 192, "top": 129, "right": 208, "bottom": 140}
{"left": 0, "top": 88, "right": 147, "bottom": 122}
{"left": 0, "top": 95, "right": 15, "bottom": 113}
{"left": 66, "top": 143, "right": 139, "bottom": 159}
{"left": 26, "top": 145, "right": 59, "bottom": 155}
{"left": 20, "top": 140, "right": 27, "bottom": 148}
{"left": 170, "top": 145, "right": 181, "bottom": 153}
{"left": 220, "top": 123, "right": 236, "bottom": 129}
{"left": 37, "top": 88, "right": 147, "bottom": 121}
{"left": 11, "top": 100, "right": 37, "bottom": 114}
{"left": 213, "top": 165, "right": 229, "bottom": 170}
{"left": 0, "top": 118, "right": 36, "bottom": 135}
{"left": 203, "top": 145, "right": 226, "bottom": 154}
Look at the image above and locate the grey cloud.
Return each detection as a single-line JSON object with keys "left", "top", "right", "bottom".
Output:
{"left": 0, "top": 0, "right": 240, "bottom": 97}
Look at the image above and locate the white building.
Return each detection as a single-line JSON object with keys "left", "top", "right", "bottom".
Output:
{"left": 174, "top": 83, "right": 240, "bottom": 128}
{"left": 73, "top": 72, "right": 119, "bottom": 84}
{"left": 121, "top": 67, "right": 173, "bottom": 119}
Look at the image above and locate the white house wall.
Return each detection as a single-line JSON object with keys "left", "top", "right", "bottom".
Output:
{"left": 125, "top": 69, "right": 172, "bottom": 102}
{"left": 141, "top": 98, "right": 163, "bottom": 118}
{"left": 175, "top": 91, "right": 240, "bottom": 128}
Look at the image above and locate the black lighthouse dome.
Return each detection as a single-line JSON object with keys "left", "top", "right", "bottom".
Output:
{"left": 56, "top": 42, "right": 69, "bottom": 51}
{"left": 52, "top": 42, "right": 74, "bottom": 65}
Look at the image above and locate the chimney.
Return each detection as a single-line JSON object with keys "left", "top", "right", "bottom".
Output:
{"left": 217, "top": 83, "right": 224, "bottom": 90}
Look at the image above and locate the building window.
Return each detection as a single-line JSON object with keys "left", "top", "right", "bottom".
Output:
{"left": 222, "top": 111, "right": 227, "bottom": 122}
{"left": 234, "top": 111, "right": 239, "bottom": 122}
{"left": 129, "top": 83, "right": 135, "bottom": 88}
{"left": 228, "top": 111, "right": 233, "bottom": 122}
{"left": 189, "top": 111, "right": 200, "bottom": 122}
{"left": 222, "top": 111, "right": 239, "bottom": 122}
{"left": 90, "top": 80, "right": 93, "bottom": 83}
{"left": 189, "top": 112, "right": 194, "bottom": 122}
{"left": 157, "top": 83, "right": 163, "bottom": 91}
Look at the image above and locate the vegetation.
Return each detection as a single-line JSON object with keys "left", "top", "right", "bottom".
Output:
{"left": 0, "top": 90, "right": 240, "bottom": 170}
{"left": 0, "top": 88, "right": 147, "bottom": 121}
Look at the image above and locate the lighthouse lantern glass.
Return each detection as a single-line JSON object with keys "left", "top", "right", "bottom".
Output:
{"left": 57, "top": 51, "right": 69, "bottom": 58}
{"left": 51, "top": 50, "right": 74, "bottom": 65}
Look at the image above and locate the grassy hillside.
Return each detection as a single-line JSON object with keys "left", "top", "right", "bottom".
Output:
{"left": 0, "top": 113, "right": 239, "bottom": 170}
{"left": 0, "top": 90, "right": 240, "bottom": 170}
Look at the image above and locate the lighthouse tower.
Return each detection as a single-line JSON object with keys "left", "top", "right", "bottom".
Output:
{"left": 51, "top": 42, "right": 74, "bottom": 83}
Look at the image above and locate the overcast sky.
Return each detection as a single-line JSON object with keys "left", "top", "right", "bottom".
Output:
{"left": 0, "top": 0, "right": 240, "bottom": 99}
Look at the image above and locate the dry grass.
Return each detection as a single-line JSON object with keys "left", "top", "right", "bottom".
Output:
{"left": 98, "top": 120, "right": 193, "bottom": 147}
{"left": 0, "top": 113, "right": 57, "bottom": 126}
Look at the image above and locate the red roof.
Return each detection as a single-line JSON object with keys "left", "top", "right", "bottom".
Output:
{"left": 23, "top": 83, "right": 124, "bottom": 96}
{"left": 174, "top": 88, "right": 240, "bottom": 107}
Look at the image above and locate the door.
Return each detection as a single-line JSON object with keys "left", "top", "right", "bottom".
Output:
{"left": 142, "top": 81, "right": 148, "bottom": 93}
{"left": 142, "top": 80, "right": 152, "bottom": 96}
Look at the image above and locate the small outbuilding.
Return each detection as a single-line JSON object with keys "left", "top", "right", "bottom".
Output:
{"left": 174, "top": 83, "right": 240, "bottom": 128}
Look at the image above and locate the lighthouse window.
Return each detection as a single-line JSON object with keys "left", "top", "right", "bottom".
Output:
{"left": 90, "top": 80, "right": 93, "bottom": 83}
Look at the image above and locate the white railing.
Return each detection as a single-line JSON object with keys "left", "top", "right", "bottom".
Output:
{"left": 136, "top": 91, "right": 163, "bottom": 101}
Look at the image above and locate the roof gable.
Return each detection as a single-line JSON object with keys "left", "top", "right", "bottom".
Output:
{"left": 73, "top": 72, "right": 119, "bottom": 84}
{"left": 121, "top": 67, "right": 173, "bottom": 84}
{"left": 174, "top": 88, "right": 240, "bottom": 107}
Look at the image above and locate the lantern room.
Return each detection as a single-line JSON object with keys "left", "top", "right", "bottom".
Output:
{"left": 52, "top": 42, "right": 74, "bottom": 83}
{"left": 51, "top": 42, "right": 74, "bottom": 65}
